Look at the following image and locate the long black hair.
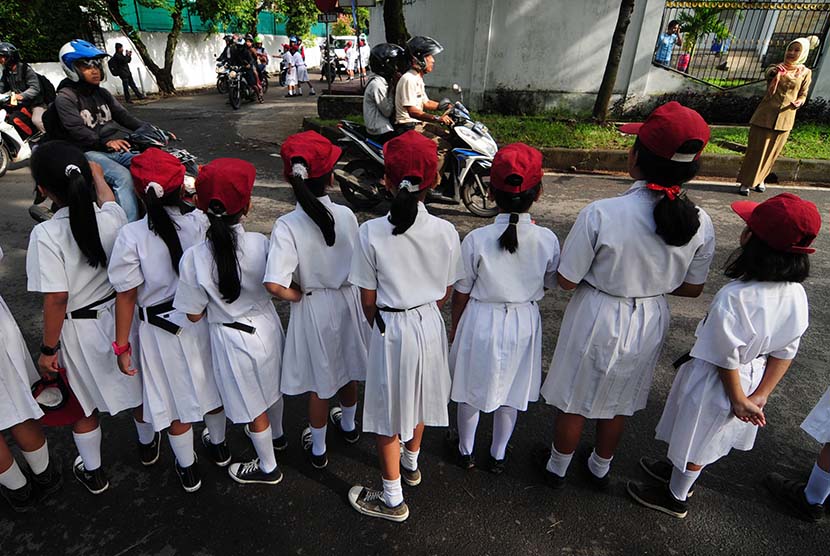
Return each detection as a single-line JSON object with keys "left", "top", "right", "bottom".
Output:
{"left": 205, "top": 201, "right": 243, "bottom": 303}
{"left": 724, "top": 234, "right": 810, "bottom": 283}
{"left": 493, "top": 180, "right": 541, "bottom": 253}
{"left": 30, "top": 141, "right": 108, "bottom": 268}
{"left": 388, "top": 178, "right": 422, "bottom": 235}
{"left": 289, "top": 160, "right": 336, "bottom": 246}
{"left": 634, "top": 137, "right": 702, "bottom": 247}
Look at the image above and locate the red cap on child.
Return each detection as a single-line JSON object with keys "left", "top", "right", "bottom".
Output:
{"left": 194, "top": 158, "right": 256, "bottom": 216}
{"left": 731, "top": 193, "right": 821, "bottom": 254}
{"left": 130, "top": 148, "right": 185, "bottom": 197}
{"left": 491, "top": 143, "right": 544, "bottom": 193}
{"left": 619, "top": 101, "right": 710, "bottom": 162}
{"left": 280, "top": 131, "right": 342, "bottom": 181}
{"left": 383, "top": 131, "right": 438, "bottom": 192}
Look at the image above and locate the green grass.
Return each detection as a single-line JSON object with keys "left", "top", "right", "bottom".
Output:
{"left": 710, "top": 123, "right": 830, "bottom": 160}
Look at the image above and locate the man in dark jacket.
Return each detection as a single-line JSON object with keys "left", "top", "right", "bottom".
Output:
{"left": 109, "top": 43, "right": 144, "bottom": 103}
{"left": 0, "top": 42, "right": 46, "bottom": 133}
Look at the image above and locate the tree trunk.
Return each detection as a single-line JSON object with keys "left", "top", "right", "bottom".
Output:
{"left": 592, "top": 0, "right": 636, "bottom": 123}
{"left": 383, "top": 0, "right": 410, "bottom": 45}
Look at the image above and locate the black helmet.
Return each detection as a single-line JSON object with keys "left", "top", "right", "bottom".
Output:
{"left": 369, "top": 43, "right": 407, "bottom": 80}
{"left": 406, "top": 36, "right": 443, "bottom": 71}
{"left": 244, "top": 33, "right": 254, "bottom": 42}
{"left": 223, "top": 34, "right": 233, "bottom": 43}
{"left": 0, "top": 42, "right": 20, "bottom": 66}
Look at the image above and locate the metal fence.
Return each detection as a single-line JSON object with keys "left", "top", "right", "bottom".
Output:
{"left": 656, "top": 1, "right": 830, "bottom": 89}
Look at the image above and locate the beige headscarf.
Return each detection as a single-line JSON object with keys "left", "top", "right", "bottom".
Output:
{"left": 769, "top": 35, "right": 820, "bottom": 95}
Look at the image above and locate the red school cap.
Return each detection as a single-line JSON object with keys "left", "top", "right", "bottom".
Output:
{"left": 383, "top": 130, "right": 438, "bottom": 191}
{"left": 731, "top": 193, "right": 821, "bottom": 254}
{"left": 491, "top": 143, "right": 544, "bottom": 193}
{"left": 194, "top": 158, "right": 256, "bottom": 215}
{"left": 280, "top": 131, "right": 342, "bottom": 181}
{"left": 130, "top": 148, "right": 185, "bottom": 197}
{"left": 619, "top": 101, "right": 710, "bottom": 162}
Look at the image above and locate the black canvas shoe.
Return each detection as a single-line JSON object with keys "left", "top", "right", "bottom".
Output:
{"left": 228, "top": 458, "right": 283, "bottom": 485}
{"left": 400, "top": 463, "right": 422, "bottom": 487}
{"left": 531, "top": 443, "right": 566, "bottom": 490}
{"left": 138, "top": 432, "right": 161, "bottom": 466}
{"left": 244, "top": 424, "right": 288, "bottom": 451}
{"left": 445, "top": 429, "right": 475, "bottom": 470}
{"left": 764, "top": 472, "right": 825, "bottom": 522}
{"left": 639, "top": 457, "right": 695, "bottom": 497}
{"left": 201, "top": 429, "right": 232, "bottom": 467}
{"left": 72, "top": 456, "right": 109, "bottom": 495}
{"left": 31, "top": 460, "right": 63, "bottom": 498}
{"left": 578, "top": 446, "right": 611, "bottom": 492}
{"left": 329, "top": 406, "right": 360, "bottom": 444}
{"left": 487, "top": 455, "right": 507, "bottom": 475}
{"left": 627, "top": 481, "right": 688, "bottom": 519}
{"left": 0, "top": 480, "right": 35, "bottom": 512}
{"left": 348, "top": 485, "right": 409, "bottom": 522}
{"left": 174, "top": 455, "right": 202, "bottom": 493}
{"left": 301, "top": 426, "right": 328, "bottom": 469}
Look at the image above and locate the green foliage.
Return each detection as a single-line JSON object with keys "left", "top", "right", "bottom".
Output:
{"left": 330, "top": 8, "right": 370, "bottom": 35}
{"left": 677, "top": 7, "right": 730, "bottom": 56}
{"left": 273, "top": 0, "right": 318, "bottom": 42}
{"left": 190, "top": 0, "right": 260, "bottom": 32}
{"left": 0, "top": 0, "right": 93, "bottom": 63}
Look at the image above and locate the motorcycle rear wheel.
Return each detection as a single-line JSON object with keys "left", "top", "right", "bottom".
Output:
{"left": 229, "top": 85, "right": 241, "bottom": 110}
{"left": 217, "top": 77, "right": 229, "bottom": 95}
{"left": 261, "top": 75, "right": 269, "bottom": 94}
{"left": 461, "top": 165, "right": 499, "bottom": 218}
{"left": 0, "top": 144, "right": 9, "bottom": 178}
{"left": 336, "top": 159, "right": 384, "bottom": 210}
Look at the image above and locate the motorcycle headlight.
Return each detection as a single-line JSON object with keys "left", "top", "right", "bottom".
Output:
{"left": 229, "top": 70, "right": 238, "bottom": 78}
{"left": 482, "top": 140, "right": 498, "bottom": 158}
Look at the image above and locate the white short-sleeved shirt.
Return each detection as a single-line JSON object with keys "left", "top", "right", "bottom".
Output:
{"left": 264, "top": 197, "right": 359, "bottom": 290}
{"left": 350, "top": 203, "right": 464, "bottom": 309}
{"left": 174, "top": 225, "right": 273, "bottom": 323}
{"left": 395, "top": 69, "right": 427, "bottom": 125}
{"left": 454, "top": 213, "right": 560, "bottom": 303}
{"left": 346, "top": 48, "right": 358, "bottom": 66}
{"left": 557, "top": 181, "right": 715, "bottom": 298}
{"left": 27, "top": 202, "right": 127, "bottom": 310}
{"left": 108, "top": 209, "right": 208, "bottom": 307}
{"left": 364, "top": 76, "right": 394, "bottom": 136}
{"left": 282, "top": 51, "right": 293, "bottom": 68}
{"left": 292, "top": 51, "right": 306, "bottom": 68}
{"left": 360, "top": 44, "right": 370, "bottom": 66}
{"left": 690, "top": 280, "right": 809, "bottom": 369}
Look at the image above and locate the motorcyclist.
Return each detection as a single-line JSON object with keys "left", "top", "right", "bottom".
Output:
{"left": 230, "top": 36, "right": 262, "bottom": 102}
{"left": 254, "top": 35, "right": 269, "bottom": 78}
{"left": 216, "top": 34, "right": 234, "bottom": 64}
{"left": 0, "top": 42, "right": 47, "bottom": 135}
{"left": 363, "top": 43, "right": 407, "bottom": 144}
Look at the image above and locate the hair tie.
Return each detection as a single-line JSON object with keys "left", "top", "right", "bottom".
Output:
{"left": 145, "top": 181, "right": 165, "bottom": 198}
{"left": 646, "top": 183, "right": 682, "bottom": 201}
{"left": 399, "top": 179, "right": 421, "bottom": 193}
{"left": 64, "top": 164, "right": 81, "bottom": 177}
{"left": 291, "top": 162, "right": 309, "bottom": 180}
{"left": 508, "top": 213, "right": 519, "bottom": 226}
{"left": 206, "top": 202, "right": 226, "bottom": 217}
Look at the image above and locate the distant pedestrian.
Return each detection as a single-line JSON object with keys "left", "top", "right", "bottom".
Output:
{"left": 654, "top": 20, "right": 682, "bottom": 66}
{"left": 359, "top": 37, "right": 370, "bottom": 78}
{"left": 108, "top": 43, "right": 144, "bottom": 103}
{"left": 283, "top": 44, "right": 297, "bottom": 97}
{"left": 293, "top": 45, "right": 316, "bottom": 96}
{"left": 345, "top": 41, "right": 357, "bottom": 81}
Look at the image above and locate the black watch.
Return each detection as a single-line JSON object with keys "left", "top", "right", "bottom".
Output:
{"left": 40, "top": 341, "right": 61, "bottom": 356}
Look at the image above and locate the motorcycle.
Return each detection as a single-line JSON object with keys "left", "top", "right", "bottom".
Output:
{"left": 216, "top": 61, "right": 229, "bottom": 95}
{"left": 334, "top": 84, "right": 499, "bottom": 217}
{"left": 0, "top": 92, "right": 43, "bottom": 178}
{"left": 227, "top": 65, "right": 258, "bottom": 110}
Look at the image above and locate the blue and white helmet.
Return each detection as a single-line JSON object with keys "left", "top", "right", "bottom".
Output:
{"left": 59, "top": 39, "right": 108, "bottom": 82}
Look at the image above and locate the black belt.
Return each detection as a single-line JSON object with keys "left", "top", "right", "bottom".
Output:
{"left": 374, "top": 304, "right": 426, "bottom": 336}
{"left": 222, "top": 321, "right": 256, "bottom": 335}
{"left": 673, "top": 352, "right": 693, "bottom": 370}
{"left": 138, "top": 299, "right": 182, "bottom": 336}
{"left": 65, "top": 291, "right": 117, "bottom": 320}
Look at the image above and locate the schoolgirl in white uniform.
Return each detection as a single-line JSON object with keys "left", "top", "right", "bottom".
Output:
{"left": 538, "top": 102, "right": 716, "bottom": 489}
{"left": 348, "top": 131, "right": 464, "bottom": 522}
{"left": 449, "top": 143, "right": 559, "bottom": 474}
{"left": 265, "top": 131, "right": 369, "bottom": 469}
{"left": 26, "top": 141, "right": 143, "bottom": 495}
{"left": 628, "top": 193, "right": 819, "bottom": 519}
{"left": 0, "top": 243, "right": 62, "bottom": 512}
{"left": 292, "top": 47, "right": 315, "bottom": 96}
{"left": 173, "top": 158, "right": 286, "bottom": 486}
{"left": 108, "top": 148, "right": 229, "bottom": 493}
{"left": 283, "top": 45, "right": 297, "bottom": 97}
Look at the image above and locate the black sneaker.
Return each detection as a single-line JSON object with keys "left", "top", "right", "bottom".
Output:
{"left": 445, "top": 429, "right": 475, "bottom": 470}
{"left": 764, "top": 472, "right": 825, "bottom": 522}
{"left": 0, "top": 480, "right": 35, "bottom": 512}
{"left": 487, "top": 454, "right": 507, "bottom": 475}
{"left": 329, "top": 406, "right": 360, "bottom": 444}
{"left": 301, "top": 426, "right": 328, "bottom": 469}
{"left": 31, "top": 460, "right": 63, "bottom": 498}
{"left": 531, "top": 443, "right": 566, "bottom": 490}
{"left": 348, "top": 485, "right": 409, "bottom": 522}
{"left": 228, "top": 458, "right": 283, "bottom": 485}
{"left": 174, "top": 455, "right": 202, "bottom": 493}
{"left": 138, "top": 432, "right": 161, "bottom": 466}
{"left": 309, "top": 90, "right": 316, "bottom": 96}
{"left": 578, "top": 446, "right": 611, "bottom": 492}
{"left": 626, "top": 481, "right": 688, "bottom": 519}
{"left": 201, "top": 429, "right": 232, "bottom": 467}
{"left": 244, "top": 424, "right": 288, "bottom": 451}
{"left": 639, "top": 457, "right": 694, "bottom": 498}
{"left": 72, "top": 456, "right": 109, "bottom": 495}
{"left": 400, "top": 463, "right": 422, "bottom": 487}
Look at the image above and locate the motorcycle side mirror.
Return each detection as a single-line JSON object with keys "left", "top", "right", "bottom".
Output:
{"left": 438, "top": 98, "right": 452, "bottom": 111}
{"left": 452, "top": 83, "right": 462, "bottom": 93}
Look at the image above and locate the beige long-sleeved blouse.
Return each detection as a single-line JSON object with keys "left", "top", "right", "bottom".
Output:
{"left": 749, "top": 65, "right": 812, "bottom": 131}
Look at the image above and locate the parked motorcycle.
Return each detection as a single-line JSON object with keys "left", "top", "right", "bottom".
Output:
{"left": 227, "top": 65, "right": 257, "bottom": 109}
{"left": 0, "top": 92, "right": 43, "bottom": 178}
{"left": 279, "top": 59, "right": 288, "bottom": 86}
{"left": 216, "top": 61, "right": 229, "bottom": 94}
{"left": 334, "top": 84, "right": 498, "bottom": 217}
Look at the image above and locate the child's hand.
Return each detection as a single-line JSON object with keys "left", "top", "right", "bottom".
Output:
{"left": 118, "top": 351, "right": 138, "bottom": 376}
{"left": 732, "top": 397, "right": 766, "bottom": 427}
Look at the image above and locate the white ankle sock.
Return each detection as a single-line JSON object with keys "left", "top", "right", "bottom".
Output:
{"left": 0, "top": 460, "right": 27, "bottom": 490}
{"left": 401, "top": 447, "right": 420, "bottom": 472}
{"left": 382, "top": 476, "right": 404, "bottom": 507}
{"left": 457, "top": 402, "right": 480, "bottom": 456}
{"left": 669, "top": 466, "right": 701, "bottom": 501}
{"left": 73, "top": 426, "right": 103, "bottom": 471}
{"left": 340, "top": 403, "right": 357, "bottom": 432}
{"left": 491, "top": 406, "right": 518, "bottom": 460}
{"left": 168, "top": 429, "right": 195, "bottom": 468}
{"left": 249, "top": 425, "right": 277, "bottom": 473}
{"left": 311, "top": 425, "right": 327, "bottom": 456}
{"left": 134, "top": 418, "right": 156, "bottom": 445}
{"left": 22, "top": 440, "right": 50, "bottom": 475}
{"left": 587, "top": 449, "right": 613, "bottom": 479}
{"left": 546, "top": 445, "right": 574, "bottom": 478}
{"left": 266, "top": 399, "right": 285, "bottom": 439}
{"left": 203, "top": 410, "right": 227, "bottom": 445}
{"left": 804, "top": 462, "right": 830, "bottom": 505}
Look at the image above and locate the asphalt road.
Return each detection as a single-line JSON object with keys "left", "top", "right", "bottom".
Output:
{"left": 0, "top": 92, "right": 828, "bottom": 556}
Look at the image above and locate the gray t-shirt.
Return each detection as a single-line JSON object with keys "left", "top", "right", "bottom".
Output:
{"left": 363, "top": 75, "right": 394, "bottom": 136}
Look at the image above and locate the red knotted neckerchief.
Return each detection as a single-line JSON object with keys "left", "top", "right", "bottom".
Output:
{"left": 646, "top": 183, "right": 682, "bottom": 200}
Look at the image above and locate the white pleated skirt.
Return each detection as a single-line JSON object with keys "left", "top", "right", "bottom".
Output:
{"left": 209, "top": 306, "right": 284, "bottom": 424}
{"left": 802, "top": 386, "right": 830, "bottom": 444}
{"left": 285, "top": 68, "right": 298, "bottom": 86}
{"left": 281, "top": 285, "right": 369, "bottom": 399}
{"left": 295, "top": 66, "right": 309, "bottom": 82}
{"left": 137, "top": 310, "right": 223, "bottom": 431}
{"left": 450, "top": 299, "right": 541, "bottom": 413}
{"left": 0, "top": 296, "right": 43, "bottom": 430}
{"left": 363, "top": 303, "right": 451, "bottom": 442}
{"left": 541, "top": 284, "right": 670, "bottom": 419}
{"left": 655, "top": 356, "right": 766, "bottom": 469}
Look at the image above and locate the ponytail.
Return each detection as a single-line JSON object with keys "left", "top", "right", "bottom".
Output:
{"left": 289, "top": 161, "right": 336, "bottom": 246}
{"left": 388, "top": 179, "right": 421, "bottom": 235}
{"left": 205, "top": 201, "right": 242, "bottom": 303}
{"left": 492, "top": 183, "right": 540, "bottom": 254}
{"left": 498, "top": 213, "right": 520, "bottom": 253}
{"left": 144, "top": 187, "right": 184, "bottom": 274}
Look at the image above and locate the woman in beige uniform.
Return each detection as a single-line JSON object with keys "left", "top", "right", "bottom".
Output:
{"left": 737, "top": 35, "right": 819, "bottom": 196}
